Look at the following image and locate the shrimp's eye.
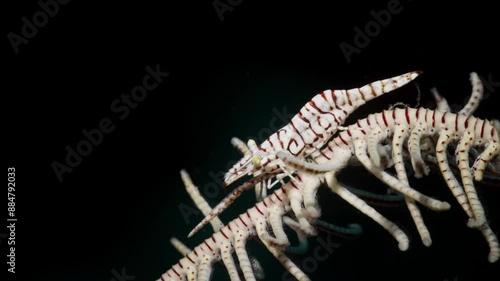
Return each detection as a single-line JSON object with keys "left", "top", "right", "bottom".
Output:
{"left": 252, "top": 156, "right": 262, "bottom": 168}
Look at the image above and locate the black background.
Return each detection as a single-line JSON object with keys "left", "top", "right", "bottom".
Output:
{"left": 4, "top": 1, "right": 500, "bottom": 281}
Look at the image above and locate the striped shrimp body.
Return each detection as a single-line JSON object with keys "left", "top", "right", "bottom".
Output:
{"left": 278, "top": 107, "right": 500, "bottom": 262}
{"left": 224, "top": 71, "right": 422, "bottom": 188}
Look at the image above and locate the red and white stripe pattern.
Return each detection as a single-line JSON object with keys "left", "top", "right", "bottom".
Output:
{"left": 278, "top": 106, "right": 500, "bottom": 263}
{"left": 224, "top": 71, "right": 422, "bottom": 187}
{"left": 169, "top": 170, "right": 267, "bottom": 281}
{"left": 158, "top": 72, "right": 499, "bottom": 281}
{"left": 159, "top": 173, "right": 314, "bottom": 281}
{"left": 390, "top": 71, "right": 485, "bottom": 247}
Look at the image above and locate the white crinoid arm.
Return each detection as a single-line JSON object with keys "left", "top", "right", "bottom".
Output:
{"left": 459, "top": 72, "right": 483, "bottom": 116}
{"left": 279, "top": 106, "right": 500, "bottom": 263}
{"left": 180, "top": 169, "right": 224, "bottom": 232}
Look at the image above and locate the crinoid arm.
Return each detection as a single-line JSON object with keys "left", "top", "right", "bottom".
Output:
{"left": 188, "top": 173, "right": 275, "bottom": 238}
{"left": 324, "top": 171, "right": 410, "bottom": 251}
{"left": 277, "top": 147, "right": 450, "bottom": 212}
{"left": 276, "top": 100, "right": 500, "bottom": 262}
